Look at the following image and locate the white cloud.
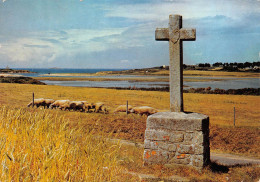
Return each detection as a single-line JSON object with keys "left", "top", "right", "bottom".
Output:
{"left": 120, "top": 59, "right": 129, "bottom": 63}
{"left": 0, "top": 27, "right": 145, "bottom": 66}
{"left": 103, "top": 0, "right": 260, "bottom": 21}
{"left": 0, "top": 38, "right": 56, "bottom": 63}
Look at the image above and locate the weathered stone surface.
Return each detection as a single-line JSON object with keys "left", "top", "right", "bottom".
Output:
{"left": 168, "top": 144, "right": 177, "bottom": 152}
{"left": 145, "top": 129, "right": 171, "bottom": 141}
{"left": 144, "top": 111, "right": 210, "bottom": 169}
{"left": 155, "top": 14, "right": 196, "bottom": 112}
{"left": 192, "top": 155, "right": 204, "bottom": 167}
{"left": 169, "top": 154, "right": 191, "bottom": 165}
{"left": 144, "top": 149, "right": 169, "bottom": 164}
{"left": 145, "top": 140, "right": 177, "bottom": 152}
{"left": 192, "top": 131, "right": 204, "bottom": 145}
{"left": 194, "top": 144, "right": 204, "bottom": 155}
{"left": 178, "top": 144, "right": 195, "bottom": 154}
{"left": 184, "top": 133, "right": 193, "bottom": 143}
{"left": 147, "top": 112, "right": 209, "bottom": 131}
{"left": 169, "top": 132, "right": 184, "bottom": 143}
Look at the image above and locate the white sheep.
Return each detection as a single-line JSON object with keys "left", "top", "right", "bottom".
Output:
{"left": 68, "top": 101, "right": 85, "bottom": 112}
{"left": 93, "top": 102, "right": 108, "bottom": 114}
{"left": 49, "top": 100, "right": 70, "bottom": 110}
{"left": 27, "top": 98, "right": 45, "bottom": 108}
{"left": 82, "top": 101, "right": 95, "bottom": 112}
{"left": 43, "top": 99, "right": 55, "bottom": 108}
{"left": 114, "top": 105, "right": 133, "bottom": 113}
{"left": 130, "top": 106, "right": 158, "bottom": 116}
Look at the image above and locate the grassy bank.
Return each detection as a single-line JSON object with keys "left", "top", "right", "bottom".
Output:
{"left": 0, "top": 83, "right": 259, "bottom": 181}
{"left": 38, "top": 69, "right": 260, "bottom": 78}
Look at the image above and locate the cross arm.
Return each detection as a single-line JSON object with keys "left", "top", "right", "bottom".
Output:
{"left": 180, "top": 29, "right": 196, "bottom": 41}
{"left": 155, "top": 28, "right": 169, "bottom": 41}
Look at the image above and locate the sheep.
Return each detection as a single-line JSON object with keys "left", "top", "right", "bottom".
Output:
{"left": 82, "top": 101, "right": 95, "bottom": 112}
{"left": 49, "top": 100, "right": 70, "bottom": 110}
{"left": 99, "top": 105, "right": 109, "bottom": 114}
{"left": 68, "top": 101, "right": 85, "bottom": 112}
{"left": 93, "top": 102, "right": 108, "bottom": 114}
{"left": 114, "top": 105, "right": 133, "bottom": 113}
{"left": 43, "top": 99, "right": 55, "bottom": 108}
{"left": 27, "top": 98, "right": 45, "bottom": 108}
{"left": 130, "top": 106, "right": 158, "bottom": 116}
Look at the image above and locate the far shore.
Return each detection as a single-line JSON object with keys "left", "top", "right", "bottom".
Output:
{"left": 40, "top": 70, "right": 260, "bottom": 78}
{"left": 34, "top": 76, "right": 225, "bottom": 82}
{"left": 0, "top": 73, "right": 24, "bottom": 77}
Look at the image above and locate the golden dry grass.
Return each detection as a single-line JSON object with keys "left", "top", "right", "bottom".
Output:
{"left": 0, "top": 83, "right": 260, "bottom": 181}
{"left": 1, "top": 107, "right": 259, "bottom": 181}
{"left": 0, "top": 106, "right": 128, "bottom": 181}
{"left": 0, "top": 83, "right": 258, "bottom": 127}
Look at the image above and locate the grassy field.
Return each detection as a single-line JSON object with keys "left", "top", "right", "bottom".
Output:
{"left": 0, "top": 83, "right": 259, "bottom": 181}
{"left": 0, "top": 83, "right": 259, "bottom": 127}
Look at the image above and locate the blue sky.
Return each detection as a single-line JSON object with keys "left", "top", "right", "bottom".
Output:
{"left": 0, "top": 0, "right": 259, "bottom": 68}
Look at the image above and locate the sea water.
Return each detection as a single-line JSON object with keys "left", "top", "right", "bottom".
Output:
{"left": 12, "top": 68, "right": 260, "bottom": 90}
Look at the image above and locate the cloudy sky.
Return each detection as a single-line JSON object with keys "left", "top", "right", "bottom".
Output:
{"left": 0, "top": 0, "right": 259, "bottom": 68}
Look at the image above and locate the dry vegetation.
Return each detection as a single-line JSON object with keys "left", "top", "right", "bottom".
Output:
{"left": 151, "top": 70, "right": 260, "bottom": 78}
{"left": 36, "top": 69, "right": 260, "bottom": 78}
{"left": 0, "top": 107, "right": 129, "bottom": 181}
{"left": 0, "top": 83, "right": 259, "bottom": 181}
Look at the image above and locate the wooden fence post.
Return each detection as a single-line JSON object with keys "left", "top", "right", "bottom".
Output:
{"left": 32, "top": 92, "right": 34, "bottom": 107}
{"left": 126, "top": 100, "right": 128, "bottom": 115}
{"left": 234, "top": 106, "right": 236, "bottom": 127}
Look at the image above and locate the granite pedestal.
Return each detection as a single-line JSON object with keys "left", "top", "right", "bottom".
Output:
{"left": 144, "top": 112, "right": 210, "bottom": 169}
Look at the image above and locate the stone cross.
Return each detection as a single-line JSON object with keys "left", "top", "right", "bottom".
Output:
{"left": 155, "top": 14, "right": 196, "bottom": 112}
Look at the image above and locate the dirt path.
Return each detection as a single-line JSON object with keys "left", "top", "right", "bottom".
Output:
{"left": 211, "top": 152, "right": 260, "bottom": 166}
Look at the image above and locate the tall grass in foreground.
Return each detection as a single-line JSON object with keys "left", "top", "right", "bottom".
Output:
{"left": 0, "top": 107, "right": 123, "bottom": 181}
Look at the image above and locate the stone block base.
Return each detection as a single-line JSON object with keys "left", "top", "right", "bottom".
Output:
{"left": 144, "top": 112, "right": 210, "bottom": 169}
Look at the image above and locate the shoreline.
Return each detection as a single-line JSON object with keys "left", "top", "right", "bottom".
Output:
{"left": 33, "top": 76, "right": 225, "bottom": 82}
{"left": 40, "top": 70, "right": 260, "bottom": 78}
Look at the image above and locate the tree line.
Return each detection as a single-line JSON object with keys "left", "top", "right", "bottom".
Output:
{"left": 196, "top": 61, "right": 260, "bottom": 68}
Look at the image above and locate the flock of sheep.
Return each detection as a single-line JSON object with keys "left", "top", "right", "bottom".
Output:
{"left": 27, "top": 98, "right": 158, "bottom": 116}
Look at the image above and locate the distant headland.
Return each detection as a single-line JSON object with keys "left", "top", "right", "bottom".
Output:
{"left": 0, "top": 68, "right": 36, "bottom": 74}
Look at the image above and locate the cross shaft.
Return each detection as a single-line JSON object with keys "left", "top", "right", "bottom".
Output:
{"left": 155, "top": 15, "right": 196, "bottom": 112}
